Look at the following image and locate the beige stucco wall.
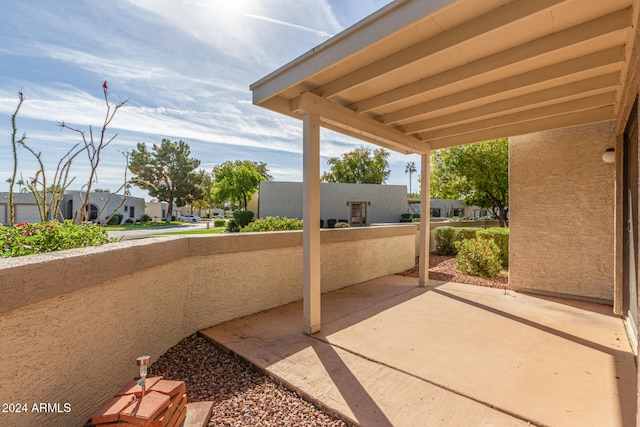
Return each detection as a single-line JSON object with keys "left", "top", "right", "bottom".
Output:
{"left": 510, "top": 121, "right": 616, "bottom": 302}
{"left": 0, "top": 225, "right": 415, "bottom": 426}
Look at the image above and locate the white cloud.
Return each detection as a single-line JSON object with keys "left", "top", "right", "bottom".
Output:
{"left": 0, "top": 0, "right": 412, "bottom": 196}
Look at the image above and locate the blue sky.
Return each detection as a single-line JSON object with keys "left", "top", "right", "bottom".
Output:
{"left": 0, "top": 0, "right": 420, "bottom": 199}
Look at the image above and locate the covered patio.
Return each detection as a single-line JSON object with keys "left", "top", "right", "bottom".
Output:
{"left": 247, "top": 0, "right": 640, "bottom": 423}
{"left": 250, "top": 0, "right": 640, "bottom": 334}
{"left": 202, "top": 276, "right": 636, "bottom": 426}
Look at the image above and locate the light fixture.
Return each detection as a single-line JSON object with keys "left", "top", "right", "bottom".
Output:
{"left": 368, "top": 201, "right": 371, "bottom": 206}
{"left": 346, "top": 201, "right": 350, "bottom": 206}
{"left": 602, "top": 148, "right": 615, "bottom": 164}
{"left": 137, "top": 355, "right": 150, "bottom": 397}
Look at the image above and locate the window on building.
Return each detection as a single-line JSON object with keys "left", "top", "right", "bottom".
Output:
{"left": 430, "top": 208, "right": 441, "bottom": 217}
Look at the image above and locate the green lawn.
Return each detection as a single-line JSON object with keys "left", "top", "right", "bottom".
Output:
{"left": 106, "top": 221, "right": 184, "bottom": 231}
{"left": 155, "top": 227, "right": 227, "bottom": 235}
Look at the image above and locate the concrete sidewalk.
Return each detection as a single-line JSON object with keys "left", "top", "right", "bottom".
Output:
{"left": 201, "top": 276, "right": 636, "bottom": 426}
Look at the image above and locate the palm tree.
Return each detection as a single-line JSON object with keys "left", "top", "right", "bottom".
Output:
{"left": 405, "top": 161, "right": 417, "bottom": 196}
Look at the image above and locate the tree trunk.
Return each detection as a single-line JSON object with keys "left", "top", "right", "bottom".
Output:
{"left": 166, "top": 199, "right": 173, "bottom": 223}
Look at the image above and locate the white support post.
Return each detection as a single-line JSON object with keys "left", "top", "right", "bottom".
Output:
{"left": 303, "top": 114, "right": 321, "bottom": 334}
{"left": 419, "top": 151, "right": 431, "bottom": 287}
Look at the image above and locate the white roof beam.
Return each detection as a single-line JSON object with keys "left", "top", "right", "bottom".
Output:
{"left": 381, "top": 46, "right": 626, "bottom": 124}
{"left": 429, "top": 106, "right": 616, "bottom": 150}
{"left": 292, "top": 92, "right": 428, "bottom": 155}
{"left": 417, "top": 92, "right": 616, "bottom": 140}
{"left": 318, "top": 0, "right": 570, "bottom": 98}
{"left": 351, "top": 8, "right": 631, "bottom": 113}
{"left": 251, "top": 0, "right": 454, "bottom": 106}
{"left": 402, "top": 73, "right": 620, "bottom": 133}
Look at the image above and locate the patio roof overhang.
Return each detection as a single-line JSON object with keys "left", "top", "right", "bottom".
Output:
{"left": 251, "top": 0, "right": 640, "bottom": 153}
{"left": 250, "top": 0, "right": 640, "bottom": 335}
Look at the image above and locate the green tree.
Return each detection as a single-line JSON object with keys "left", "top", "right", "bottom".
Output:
{"left": 253, "top": 161, "right": 274, "bottom": 181}
{"left": 431, "top": 138, "right": 509, "bottom": 226}
{"left": 129, "top": 139, "right": 202, "bottom": 222}
{"left": 191, "top": 169, "right": 215, "bottom": 216}
{"left": 321, "top": 146, "right": 390, "bottom": 184}
{"left": 212, "top": 160, "right": 269, "bottom": 209}
{"left": 405, "top": 161, "right": 417, "bottom": 196}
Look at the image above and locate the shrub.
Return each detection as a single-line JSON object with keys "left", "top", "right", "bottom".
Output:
{"left": 334, "top": 222, "right": 350, "bottom": 228}
{"left": 125, "top": 218, "right": 135, "bottom": 224}
{"left": 327, "top": 218, "right": 337, "bottom": 228}
{"left": 338, "top": 219, "right": 348, "bottom": 224}
{"left": 454, "top": 238, "right": 503, "bottom": 278}
{"left": 107, "top": 214, "right": 123, "bottom": 225}
{"left": 320, "top": 219, "right": 324, "bottom": 228}
{"left": 433, "top": 226, "right": 482, "bottom": 256}
{"left": 412, "top": 213, "right": 420, "bottom": 219}
{"left": 400, "top": 213, "right": 412, "bottom": 221}
{"left": 233, "top": 210, "right": 254, "bottom": 228}
{"left": 213, "top": 219, "right": 226, "bottom": 227}
{"left": 0, "top": 221, "right": 113, "bottom": 257}
{"left": 242, "top": 216, "right": 303, "bottom": 232}
{"left": 434, "top": 226, "right": 457, "bottom": 255}
{"left": 456, "top": 227, "right": 481, "bottom": 242}
{"left": 477, "top": 227, "right": 509, "bottom": 268}
{"left": 140, "top": 214, "right": 151, "bottom": 223}
{"left": 226, "top": 219, "right": 240, "bottom": 233}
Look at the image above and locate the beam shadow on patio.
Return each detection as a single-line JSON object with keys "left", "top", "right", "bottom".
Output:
{"left": 201, "top": 275, "right": 636, "bottom": 426}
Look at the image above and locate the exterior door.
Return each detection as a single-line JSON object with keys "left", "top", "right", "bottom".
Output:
{"left": 350, "top": 202, "right": 367, "bottom": 226}
{"left": 623, "top": 101, "right": 638, "bottom": 353}
{"left": 86, "top": 204, "right": 99, "bottom": 221}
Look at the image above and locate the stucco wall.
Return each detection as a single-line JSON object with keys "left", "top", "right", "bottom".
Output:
{"left": 0, "top": 225, "right": 415, "bottom": 426}
{"left": 510, "top": 121, "right": 616, "bottom": 302}
{"left": 257, "top": 181, "right": 408, "bottom": 225}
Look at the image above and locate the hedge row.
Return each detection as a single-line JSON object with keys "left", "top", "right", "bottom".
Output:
{"left": 1, "top": 221, "right": 112, "bottom": 257}
{"left": 242, "top": 216, "right": 303, "bottom": 232}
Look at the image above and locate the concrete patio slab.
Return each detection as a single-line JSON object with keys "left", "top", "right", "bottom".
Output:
{"left": 201, "top": 276, "right": 636, "bottom": 426}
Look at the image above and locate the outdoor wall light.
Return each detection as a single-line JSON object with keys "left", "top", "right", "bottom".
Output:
{"left": 368, "top": 201, "right": 371, "bottom": 206}
{"left": 136, "top": 355, "right": 150, "bottom": 397}
{"left": 602, "top": 148, "right": 615, "bottom": 164}
{"left": 346, "top": 201, "right": 350, "bottom": 206}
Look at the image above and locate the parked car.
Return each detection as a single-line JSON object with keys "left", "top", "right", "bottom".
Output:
{"left": 179, "top": 214, "right": 200, "bottom": 223}
{"left": 212, "top": 215, "right": 224, "bottom": 219}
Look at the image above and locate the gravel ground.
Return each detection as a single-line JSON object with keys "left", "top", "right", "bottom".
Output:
{"left": 149, "top": 255, "right": 506, "bottom": 426}
{"left": 148, "top": 333, "right": 348, "bottom": 427}
{"left": 399, "top": 255, "right": 509, "bottom": 290}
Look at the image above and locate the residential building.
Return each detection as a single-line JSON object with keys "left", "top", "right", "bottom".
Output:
{"left": 0, "top": 191, "right": 145, "bottom": 225}
{"left": 255, "top": 181, "right": 408, "bottom": 226}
